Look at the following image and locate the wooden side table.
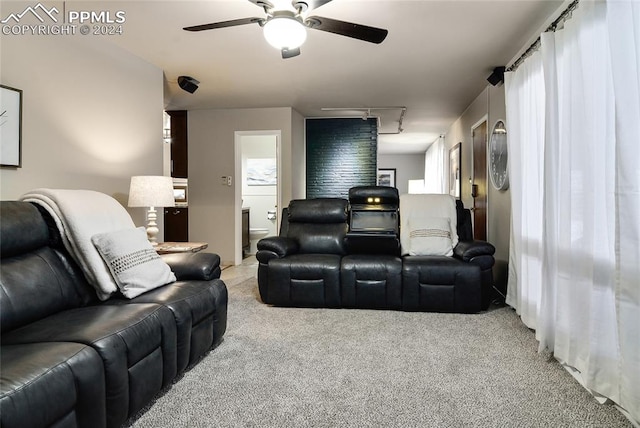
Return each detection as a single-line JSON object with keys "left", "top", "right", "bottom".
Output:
{"left": 155, "top": 242, "right": 208, "bottom": 254}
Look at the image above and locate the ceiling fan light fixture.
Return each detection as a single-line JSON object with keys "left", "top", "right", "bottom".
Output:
{"left": 263, "top": 12, "right": 307, "bottom": 50}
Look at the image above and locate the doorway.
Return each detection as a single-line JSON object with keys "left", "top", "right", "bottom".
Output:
{"left": 472, "top": 119, "right": 488, "bottom": 241}
{"left": 234, "top": 131, "right": 281, "bottom": 265}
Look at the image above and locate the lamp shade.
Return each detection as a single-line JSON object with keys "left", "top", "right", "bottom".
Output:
{"left": 263, "top": 13, "right": 307, "bottom": 50}
{"left": 128, "top": 176, "right": 175, "bottom": 208}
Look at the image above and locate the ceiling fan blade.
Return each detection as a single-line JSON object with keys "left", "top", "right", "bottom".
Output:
{"left": 282, "top": 47, "right": 301, "bottom": 59}
{"left": 292, "top": 0, "right": 333, "bottom": 12}
{"left": 183, "top": 17, "right": 263, "bottom": 32}
{"left": 305, "top": 16, "right": 388, "bottom": 44}
{"left": 247, "top": 0, "right": 274, "bottom": 11}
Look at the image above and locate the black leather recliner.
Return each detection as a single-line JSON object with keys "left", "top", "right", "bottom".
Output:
{"left": 0, "top": 201, "right": 228, "bottom": 428}
{"left": 257, "top": 191, "right": 495, "bottom": 313}
{"left": 256, "top": 198, "right": 348, "bottom": 307}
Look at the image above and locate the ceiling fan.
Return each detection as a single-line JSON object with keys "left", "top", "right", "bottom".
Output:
{"left": 183, "top": 0, "right": 388, "bottom": 59}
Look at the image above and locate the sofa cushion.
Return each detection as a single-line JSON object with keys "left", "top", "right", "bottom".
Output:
{"left": 91, "top": 227, "right": 176, "bottom": 299}
{"left": 0, "top": 247, "right": 91, "bottom": 333}
{"left": 1, "top": 342, "right": 106, "bottom": 428}
{"left": 287, "top": 222, "right": 348, "bottom": 255}
{"left": 0, "top": 203, "right": 98, "bottom": 332}
{"left": 288, "top": 198, "right": 348, "bottom": 223}
{"left": 341, "top": 255, "right": 402, "bottom": 309}
{"left": 407, "top": 216, "right": 454, "bottom": 256}
{"left": 2, "top": 304, "right": 178, "bottom": 428}
{"left": 267, "top": 254, "right": 341, "bottom": 307}
{"left": 105, "top": 279, "right": 228, "bottom": 372}
{"left": 0, "top": 201, "right": 49, "bottom": 259}
{"left": 402, "top": 256, "right": 481, "bottom": 313}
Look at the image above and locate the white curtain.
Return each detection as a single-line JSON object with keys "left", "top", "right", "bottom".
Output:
{"left": 504, "top": 51, "right": 546, "bottom": 328}
{"left": 505, "top": 0, "right": 639, "bottom": 422}
{"left": 606, "top": 0, "right": 640, "bottom": 417}
{"left": 423, "top": 136, "right": 446, "bottom": 193}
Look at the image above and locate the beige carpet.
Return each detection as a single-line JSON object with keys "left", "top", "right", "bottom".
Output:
{"left": 126, "top": 276, "right": 632, "bottom": 427}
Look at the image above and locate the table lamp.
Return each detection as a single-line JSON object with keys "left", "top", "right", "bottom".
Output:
{"left": 128, "top": 176, "right": 175, "bottom": 245}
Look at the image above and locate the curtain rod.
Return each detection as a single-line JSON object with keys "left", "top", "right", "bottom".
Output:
{"left": 506, "top": 0, "right": 580, "bottom": 72}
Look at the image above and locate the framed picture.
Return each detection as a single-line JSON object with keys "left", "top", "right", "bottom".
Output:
{"left": 377, "top": 168, "right": 396, "bottom": 187}
{"left": 449, "top": 143, "right": 461, "bottom": 199}
{"left": 0, "top": 85, "right": 22, "bottom": 167}
{"left": 246, "top": 158, "right": 277, "bottom": 186}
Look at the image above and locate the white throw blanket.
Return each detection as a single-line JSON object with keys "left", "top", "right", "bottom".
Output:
{"left": 21, "top": 188, "right": 136, "bottom": 300}
{"left": 399, "top": 193, "right": 459, "bottom": 255}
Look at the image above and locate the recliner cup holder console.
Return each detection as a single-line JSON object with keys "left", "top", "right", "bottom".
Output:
{"left": 345, "top": 186, "right": 400, "bottom": 255}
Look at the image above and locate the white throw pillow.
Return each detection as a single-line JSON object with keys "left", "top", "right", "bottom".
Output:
{"left": 91, "top": 227, "right": 176, "bottom": 299}
{"left": 407, "top": 216, "right": 454, "bottom": 256}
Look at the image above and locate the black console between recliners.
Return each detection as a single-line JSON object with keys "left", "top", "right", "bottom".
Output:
{"left": 257, "top": 188, "right": 496, "bottom": 313}
{"left": 345, "top": 186, "right": 400, "bottom": 256}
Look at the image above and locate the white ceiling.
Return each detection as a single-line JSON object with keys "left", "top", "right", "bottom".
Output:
{"left": 109, "top": 0, "right": 564, "bottom": 154}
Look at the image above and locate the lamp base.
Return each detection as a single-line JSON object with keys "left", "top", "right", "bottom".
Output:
{"left": 146, "top": 206, "right": 160, "bottom": 245}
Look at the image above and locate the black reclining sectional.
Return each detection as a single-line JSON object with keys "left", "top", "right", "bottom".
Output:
{"left": 257, "top": 187, "right": 495, "bottom": 313}
{"left": 0, "top": 201, "right": 228, "bottom": 428}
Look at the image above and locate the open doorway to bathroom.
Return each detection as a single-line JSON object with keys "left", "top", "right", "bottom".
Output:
{"left": 234, "top": 131, "right": 281, "bottom": 265}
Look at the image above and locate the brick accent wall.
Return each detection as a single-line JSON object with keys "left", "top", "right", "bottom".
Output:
{"left": 306, "top": 118, "right": 378, "bottom": 198}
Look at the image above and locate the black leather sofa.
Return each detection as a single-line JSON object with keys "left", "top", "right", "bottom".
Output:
{"left": 0, "top": 201, "right": 228, "bottom": 428}
{"left": 256, "top": 188, "right": 495, "bottom": 313}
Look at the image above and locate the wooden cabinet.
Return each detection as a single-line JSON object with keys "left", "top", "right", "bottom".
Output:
{"left": 164, "top": 207, "right": 188, "bottom": 242}
{"left": 167, "top": 110, "right": 188, "bottom": 178}
{"left": 164, "top": 110, "right": 189, "bottom": 242}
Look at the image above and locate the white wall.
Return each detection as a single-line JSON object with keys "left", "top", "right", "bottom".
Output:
{"left": 188, "top": 107, "right": 303, "bottom": 265}
{"left": 487, "top": 84, "right": 511, "bottom": 263}
{"left": 444, "top": 86, "right": 511, "bottom": 267}
{"left": 0, "top": 34, "right": 165, "bottom": 231}
{"left": 377, "top": 153, "right": 426, "bottom": 195}
{"left": 291, "top": 109, "right": 306, "bottom": 199}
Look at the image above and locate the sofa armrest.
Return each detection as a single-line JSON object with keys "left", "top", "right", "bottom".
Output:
{"left": 256, "top": 236, "right": 299, "bottom": 259}
{"left": 161, "top": 252, "right": 221, "bottom": 281}
{"left": 453, "top": 240, "right": 495, "bottom": 262}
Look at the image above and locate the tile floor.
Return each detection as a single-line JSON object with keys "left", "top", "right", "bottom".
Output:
{"left": 220, "top": 255, "right": 259, "bottom": 286}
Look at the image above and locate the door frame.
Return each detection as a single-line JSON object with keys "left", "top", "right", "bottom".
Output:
{"left": 470, "top": 115, "right": 488, "bottom": 238}
{"left": 234, "top": 130, "right": 282, "bottom": 265}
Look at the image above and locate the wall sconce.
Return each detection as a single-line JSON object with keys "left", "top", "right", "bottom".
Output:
{"left": 128, "top": 176, "right": 175, "bottom": 245}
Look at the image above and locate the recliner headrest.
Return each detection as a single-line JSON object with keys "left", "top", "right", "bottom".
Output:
{"left": 0, "top": 201, "right": 49, "bottom": 258}
{"left": 288, "top": 198, "right": 349, "bottom": 224}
